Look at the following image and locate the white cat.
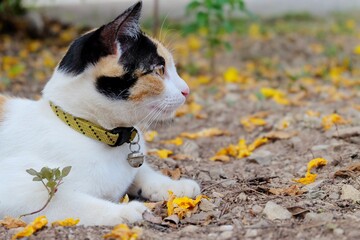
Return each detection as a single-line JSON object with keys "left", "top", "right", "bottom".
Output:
{"left": 0, "top": 1, "right": 200, "bottom": 226}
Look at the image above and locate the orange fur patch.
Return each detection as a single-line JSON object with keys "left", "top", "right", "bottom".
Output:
{"left": 93, "top": 55, "right": 124, "bottom": 78}
{"left": 0, "top": 95, "right": 7, "bottom": 121}
{"left": 129, "top": 75, "right": 164, "bottom": 101}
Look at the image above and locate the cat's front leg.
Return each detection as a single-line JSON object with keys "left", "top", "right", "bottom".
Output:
{"left": 128, "top": 163, "right": 201, "bottom": 201}
{"left": 26, "top": 191, "right": 148, "bottom": 226}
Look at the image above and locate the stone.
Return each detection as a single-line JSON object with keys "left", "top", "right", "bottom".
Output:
{"left": 198, "top": 171, "right": 211, "bottom": 181}
{"left": 245, "top": 229, "right": 258, "bottom": 237}
{"left": 219, "top": 231, "right": 233, "bottom": 239}
{"left": 180, "top": 140, "right": 200, "bottom": 158}
{"left": 220, "top": 179, "right": 237, "bottom": 188}
{"left": 181, "top": 225, "right": 200, "bottom": 233}
{"left": 329, "top": 192, "right": 340, "bottom": 200}
{"left": 263, "top": 201, "right": 292, "bottom": 220}
{"left": 238, "top": 192, "right": 247, "bottom": 201}
{"left": 304, "top": 212, "right": 334, "bottom": 223}
{"left": 218, "top": 225, "right": 234, "bottom": 232}
{"left": 199, "top": 198, "right": 216, "bottom": 212}
{"left": 252, "top": 205, "right": 263, "bottom": 214}
{"left": 209, "top": 167, "right": 225, "bottom": 179}
{"left": 311, "top": 144, "right": 330, "bottom": 151}
{"left": 334, "top": 228, "right": 344, "bottom": 235}
{"left": 246, "top": 150, "right": 273, "bottom": 166}
{"left": 304, "top": 180, "right": 324, "bottom": 191}
{"left": 341, "top": 185, "right": 360, "bottom": 201}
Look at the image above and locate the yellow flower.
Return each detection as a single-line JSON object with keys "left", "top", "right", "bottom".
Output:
{"left": 210, "top": 137, "right": 268, "bottom": 161}
{"left": 155, "top": 149, "right": 173, "bottom": 159}
{"left": 12, "top": 216, "right": 47, "bottom": 240}
{"left": 223, "top": 67, "right": 239, "bottom": 83}
{"left": 51, "top": 218, "right": 80, "bottom": 227}
{"left": 120, "top": 194, "right": 130, "bottom": 204}
{"left": 161, "top": 137, "right": 183, "bottom": 146}
{"left": 321, "top": 113, "right": 348, "bottom": 130}
{"left": 167, "top": 191, "right": 207, "bottom": 219}
{"left": 240, "top": 116, "right": 267, "bottom": 132}
{"left": 260, "top": 88, "right": 290, "bottom": 105}
{"left": 353, "top": 45, "right": 360, "bottom": 55}
{"left": 144, "top": 131, "right": 158, "bottom": 142}
{"left": 180, "top": 128, "right": 228, "bottom": 139}
{"left": 187, "top": 35, "right": 201, "bottom": 51}
{"left": 104, "top": 224, "right": 142, "bottom": 240}
{"left": 306, "top": 110, "right": 320, "bottom": 117}
{"left": 293, "top": 158, "right": 327, "bottom": 185}
{"left": 249, "top": 23, "right": 261, "bottom": 39}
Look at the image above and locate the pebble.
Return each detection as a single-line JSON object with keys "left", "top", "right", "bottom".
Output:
{"left": 304, "top": 180, "right": 324, "bottom": 191}
{"left": 219, "top": 231, "right": 233, "bottom": 239}
{"left": 311, "top": 144, "right": 330, "bottom": 151}
{"left": 304, "top": 212, "right": 334, "bottom": 223}
{"left": 341, "top": 184, "right": 360, "bottom": 201}
{"left": 334, "top": 228, "right": 344, "bottom": 235}
{"left": 263, "top": 201, "right": 292, "bottom": 220}
{"left": 238, "top": 192, "right": 247, "bottom": 201}
{"left": 245, "top": 229, "right": 258, "bottom": 237}
{"left": 199, "top": 198, "right": 216, "bottom": 212}
{"left": 209, "top": 167, "right": 225, "bottom": 180}
{"left": 181, "top": 225, "right": 200, "bottom": 233}
{"left": 198, "top": 171, "right": 211, "bottom": 181}
{"left": 218, "top": 225, "right": 234, "bottom": 232}
{"left": 329, "top": 192, "right": 340, "bottom": 200}
{"left": 220, "top": 179, "right": 237, "bottom": 188}
{"left": 252, "top": 205, "right": 263, "bottom": 214}
{"left": 180, "top": 140, "right": 200, "bottom": 158}
{"left": 246, "top": 150, "right": 273, "bottom": 166}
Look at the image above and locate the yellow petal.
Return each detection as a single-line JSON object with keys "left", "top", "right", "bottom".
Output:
{"left": 322, "top": 113, "right": 348, "bottom": 130}
{"left": 210, "top": 155, "right": 230, "bottom": 162}
{"left": 224, "top": 67, "right": 239, "bottom": 83}
{"left": 51, "top": 218, "right": 80, "bottom": 227}
{"left": 155, "top": 149, "right": 173, "bottom": 159}
{"left": 120, "top": 194, "right": 130, "bottom": 204}
{"left": 104, "top": 224, "right": 142, "bottom": 240}
{"left": 180, "top": 128, "right": 227, "bottom": 139}
{"left": 354, "top": 45, "right": 360, "bottom": 55}
{"left": 12, "top": 216, "right": 47, "bottom": 240}
{"left": 293, "top": 158, "right": 327, "bottom": 185}
{"left": 248, "top": 137, "right": 268, "bottom": 152}
{"left": 161, "top": 137, "right": 183, "bottom": 146}
{"left": 144, "top": 131, "right": 158, "bottom": 142}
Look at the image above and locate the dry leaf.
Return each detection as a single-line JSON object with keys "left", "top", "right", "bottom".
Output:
{"left": 180, "top": 128, "right": 228, "bottom": 139}
{"left": 0, "top": 216, "right": 26, "bottom": 229}
{"left": 142, "top": 211, "right": 162, "bottom": 224}
{"left": 334, "top": 162, "right": 360, "bottom": 178}
{"left": 287, "top": 206, "right": 309, "bottom": 218}
{"left": 51, "top": 218, "right": 80, "bottom": 227}
{"left": 161, "top": 168, "right": 181, "bottom": 180}
{"left": 269, "top": 185, "right": 306, "bottom": 196}
{"left": 293, "top": 158, "right": 328, "bottom": 184}
{"left": 103, "top": 224, "right": 142, "bottom": 240}
{"left": 161, "top": 214, "right": 180, "bottom": 228}
{"left": 264, "top": 131, "right": 298, "bottom": 140}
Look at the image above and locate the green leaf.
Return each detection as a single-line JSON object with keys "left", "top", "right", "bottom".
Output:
{"left": 26, "top": 168, "right": 38, "bottom": 176}
{"left": 61, "top": 166, "right": 72, "bottom": 177}
{"left": 32, "top": 176, "right": 42, "bottom": 181}
{"left": 196, "top": 12, "right": 208, "bottom": 27}
{"left": 54, "top": 168, "right": 61, "bottom": 180}
{"left": 186, "top": 0, "right": 201, "bottom": 12}
{"left": 46, "top": 181, "right": 56, "bottom": 189}
{"left": 224, "top": 41, "right": 232, "bottom": 51}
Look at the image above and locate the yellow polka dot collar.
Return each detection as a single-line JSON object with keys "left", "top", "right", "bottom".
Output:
{"left": 49, "top": 102, "right": 137, "bottom": 147}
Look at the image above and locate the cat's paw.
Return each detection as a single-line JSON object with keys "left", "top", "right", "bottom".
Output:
{"left": 148, "top": 178, "right": 201, "bottom": 201}
{"left": 118, "top": 201, "right": 148, "bottom": 223}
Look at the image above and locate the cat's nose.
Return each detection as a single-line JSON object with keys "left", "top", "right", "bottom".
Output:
{"left": 181, "top": 88, "right": 190, "bottom": 97}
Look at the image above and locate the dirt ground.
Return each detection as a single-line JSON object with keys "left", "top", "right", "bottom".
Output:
{"left": 1, "top": 14, "right": 360, "bottom": 240}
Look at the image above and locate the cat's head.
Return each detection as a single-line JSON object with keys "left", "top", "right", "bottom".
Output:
{"left": 43, "top": 1, "right": 189, "bottom": 129}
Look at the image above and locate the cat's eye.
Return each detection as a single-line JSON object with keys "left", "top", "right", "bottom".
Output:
{"left": 154, "top": 65, "right": 165, "bottom": 77}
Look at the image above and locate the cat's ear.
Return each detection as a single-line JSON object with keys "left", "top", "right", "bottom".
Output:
{"left": 101, "top": 1, "right": 142, "bottom": 53}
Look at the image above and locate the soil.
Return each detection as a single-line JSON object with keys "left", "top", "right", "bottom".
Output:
{"left": 1, "top": 15, "right": 360, "bottom": 240}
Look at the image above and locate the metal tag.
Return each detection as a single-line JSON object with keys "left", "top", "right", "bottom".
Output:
{"left": 127, "top": 152, "right": 145, "bottom": 168}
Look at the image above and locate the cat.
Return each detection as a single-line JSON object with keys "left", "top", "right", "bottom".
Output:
{"left": 0, "top": 1, "right": 200, "bottom": 226}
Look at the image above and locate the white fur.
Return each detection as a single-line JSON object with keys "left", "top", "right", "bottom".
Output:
{"left": 0, "top": 52, "right": 199, "bottom": 226}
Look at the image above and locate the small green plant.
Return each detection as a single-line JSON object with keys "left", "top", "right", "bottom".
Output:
{"left": 0, "top": 0, "right": 26, "bottom": 16}
{"left": 20, "top": 166, "right": 72, "bottom": 218}
{"left": 184, "top": 0, "right": 246, "bottom": 78}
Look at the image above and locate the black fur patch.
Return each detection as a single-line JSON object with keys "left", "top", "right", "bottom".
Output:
{"left": 96, "top": 33, "right": 165, "bottom": 100}
{"left": 58, "top": 28, "right": 110, "bottom": 75}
